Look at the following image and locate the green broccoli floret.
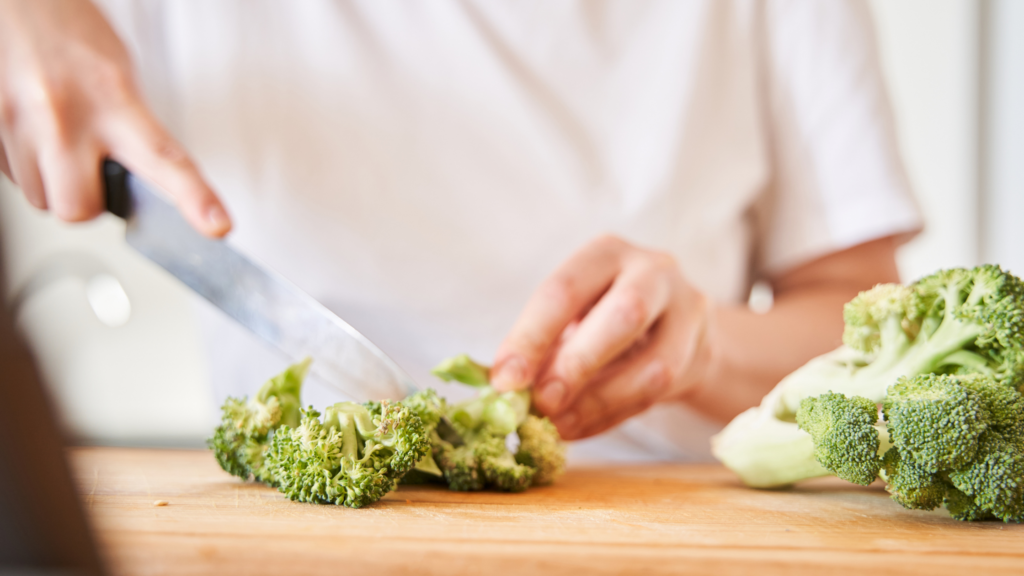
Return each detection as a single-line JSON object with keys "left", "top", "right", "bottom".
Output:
{"left": 883, "top": 374, "right": 987, "bottom": 472}
{"left": 515, "top": 414, "right": 567, "bottom": 486}
{"left": 426, "top": 355, "right": 568, "bottom": 492}
{"left": 265, "top": 395, "right": 431, "bottom": 508}
{"left": 796, "top": 392, "right": 882, "bottom": 486}
{"left": 712, "top": 265, "right": 1024, "bottom": 522}
{"left": 880, "top": 448, "right": 949, "bottom": 510}
{"left": 207, "top": 358, "right": 310, "bottom": 481}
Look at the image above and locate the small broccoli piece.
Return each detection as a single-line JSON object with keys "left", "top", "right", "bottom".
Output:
{"left": 207, "top": 358, "right": 311, "bottom": 481}
{"left": 883, "top": 374, "right": 987, "bottom": 472}
{"left": 946, "top": 430, "right": 1024, "bottom": 522}
{"left": 428, "top": 354, "right": 567, "bottom": 492}
{"left": 880, "top": 448, "right": 948, "bottom": 511}
{"left": 433, "top": 435, "right": 485, "bottom": 491}
{"left": 515, "top": 414, "right": 567, "bottom": 486}
{"left": 431, "top": 354, "right": 491, "bottom": 387}
{"left": 475, "top": 436, "right": 535, "bottom": 492}
{"left": 796, "top": 392, "right": 881, "bottom": 486}
{"left": 943, "top": 487, "right": 996, "bottom": 521}
{"left": 265, "top": 398, "right": 430, "bottom": 508}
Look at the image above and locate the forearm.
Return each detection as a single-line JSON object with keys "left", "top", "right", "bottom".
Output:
{"left": 683, "top": 287, "right": 855, "bottom": 422}
{"left": 680, "top": 237, "right": 902, "bottom": 423}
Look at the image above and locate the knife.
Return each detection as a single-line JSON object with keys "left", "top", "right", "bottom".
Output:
{"left": 102, "top": 160, "right": 417, "bottom": 402}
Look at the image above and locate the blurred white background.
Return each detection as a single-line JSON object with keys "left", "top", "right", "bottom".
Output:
{"left": 1, "top": 0, "right": 1022, "bottom": 447}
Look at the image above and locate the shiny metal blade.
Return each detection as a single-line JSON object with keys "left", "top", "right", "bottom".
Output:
{"left": 121, "top": 173, "right": 417, "bottom": 401}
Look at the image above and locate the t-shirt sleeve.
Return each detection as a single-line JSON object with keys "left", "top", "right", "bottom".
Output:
{"left": 753, "top": 0, "right": 922, "bottom": 277}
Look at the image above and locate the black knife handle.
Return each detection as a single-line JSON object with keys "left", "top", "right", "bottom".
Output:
{"left": 103, "top": 159, "right": 131, "bottom": 219}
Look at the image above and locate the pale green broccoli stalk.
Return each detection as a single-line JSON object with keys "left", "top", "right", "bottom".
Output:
{"left": 427, "top": 354, "right": 567, "bottom": 492}
{"left": 712, "top": 265, "right": 1024, "bottom": 522}
{"left": 207, "top": 358, "right": 311, "bottom": 481}
{"left": 775, "top": 265, "right": 1024, "bottom": 417}
{"left": 265, "top": 391, "right": 433, "bottom": 508}
{"left": 432, "top": 354, "right": 491, "bottom": 387}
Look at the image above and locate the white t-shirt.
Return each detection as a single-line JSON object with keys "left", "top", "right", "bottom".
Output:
{"left": 98, "top": 0, "right": 921, "bottom": 462}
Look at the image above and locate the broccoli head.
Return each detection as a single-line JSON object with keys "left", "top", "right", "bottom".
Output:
{"left": 796, "top": 392, "right": 881, "bottom": 486}
{"left": 712, "top": 265, "right": 1024, "bottom": 522}
{"left": 207, "top": 358, "right": 310, "bottom": 481}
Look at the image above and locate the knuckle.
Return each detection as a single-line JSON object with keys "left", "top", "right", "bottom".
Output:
{"left": 610, "top": 290, "right": 650, "bottom": 332}
{"left": 149, "top": 135, "right": 190, "bottom": 166}
{"left": 90, "top": 60, "right": 134, "bottom": 104}
{"left": 644, "top": 360, "right": 673, "bottom": 397}
{"left": 558, "top": 351, "right": 596, "bottom": 385}
{"left": 592, "top": 233, "right": 627, "bottom": 254}
{"left": 539, "top": 275, "right": 579, "bottom": 311}
{"left": 52, "top": 188, "right": 102, "bottom": 222}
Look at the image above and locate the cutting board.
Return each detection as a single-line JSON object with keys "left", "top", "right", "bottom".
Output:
{"left": 71, "top": 447, "right": 1024, "bottom": 575}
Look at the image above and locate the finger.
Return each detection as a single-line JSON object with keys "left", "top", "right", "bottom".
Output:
{"left": 0, "top": 140, "right": 11, "bottom": 181}
{"left": 102, "top": 101, "right": 231, "bottom": 237}
{"left": 35, "top": 140, "right": 104, "bottom": 221}
{"left": 552, "top": 356, "right": 671, "bottom": 440}
{"left": 3, "top": 137, "right": 47, "bottom": 209}
{"left": 532, "top": 256, "right": 672, "bottom": 415}
{"left": 491, "top": 235, "right": 628, "bottom": 392}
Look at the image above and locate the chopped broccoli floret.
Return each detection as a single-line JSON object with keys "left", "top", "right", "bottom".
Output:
{"left": 210, "top": 354, "right": 568, "bottom": 507}
{"left": 207, "top": 358, "right": 311, "bottom": 481}
{"left": 265, "top": 396, "right": 431, "bottom": 508}
{"left": 712, "top": 265, "right": 1024, "bottom": 522}
{"left": 796, "top": 392, "right": 881, "bottom": 486}
{"left": 426, "top": 355, "right": 567, "bottom": 492}
{"left": 515, "top": 414, "right": 567, "bottom": 486}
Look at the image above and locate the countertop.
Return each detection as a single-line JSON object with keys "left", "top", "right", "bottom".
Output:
{"left": 71, "top": 447, "right": 1024, "bottom": 575}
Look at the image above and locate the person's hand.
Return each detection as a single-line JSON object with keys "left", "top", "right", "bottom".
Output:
{"left": 0, "top": 0, "right": 230, "bottom": 236}
{"left": 491, "top": 235, "right": 714, "bottom": 440}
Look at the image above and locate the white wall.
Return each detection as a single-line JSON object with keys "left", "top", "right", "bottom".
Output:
{"left": 982, "top": 0, "right": 1024, "bottom": 275}
{"left": 869, "top": 0, "right": 981, "bottom": 281}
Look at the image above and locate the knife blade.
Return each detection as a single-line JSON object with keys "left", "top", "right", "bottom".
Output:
{"left": 103, "top": 160, "right": 417, "bottom": 402}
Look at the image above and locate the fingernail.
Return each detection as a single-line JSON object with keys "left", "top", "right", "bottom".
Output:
{"left": 492, "top": 357, "right": 528, "bottom": 391}
{"left": 540, "top": 380, "right": 566, "bottom": 410}
{"left": 206, "top": 204, "right": 230, "bottom": 230}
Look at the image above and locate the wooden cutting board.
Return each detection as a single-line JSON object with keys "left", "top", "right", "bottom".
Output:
{"left": 71, "top": 447, "right": 1024, "bottom": 576}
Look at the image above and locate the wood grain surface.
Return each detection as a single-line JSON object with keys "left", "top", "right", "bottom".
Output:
{"left": 71, "top": 447, "right": 1024, "bottom": 576}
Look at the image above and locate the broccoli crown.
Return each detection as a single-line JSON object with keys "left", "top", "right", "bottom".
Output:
{"left": 946, "top": 430, "right": 1024, "bottom": 522}
{"left": 880, "top": 448, "right": 948, "bottom": 511}
{"left": 796, "top": 392, "right": 881, "bottom": 486}
{"left": 514, "top": 414, "right": 567, "bottom": 486}
{"left": 714, "top": 265, "right": 1024, "bottom": 522}
{"left": 207, "top": 358, "right": 311, "bottom": 481}
{"left": 882, "top": 374, "right": 987, "bottom": 472}
{"left": 266, "top": 397, "right": 431, "bottom": 508}
{"left": 913, "top": 264, "right": 1024, "bottom": 388}
{"left": 842, "top": 283, "right": 919, "bottom": 354}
